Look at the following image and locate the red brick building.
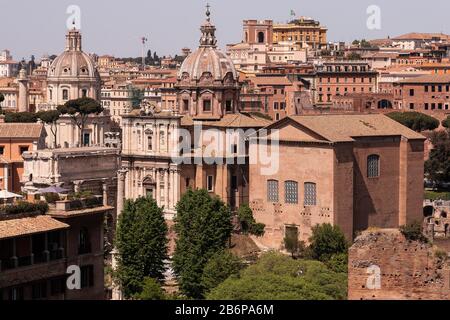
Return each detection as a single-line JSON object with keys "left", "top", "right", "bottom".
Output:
{"left": 315, "top": 62, "right": 378, "bottom": 105}
{"left": 0, "top": 199, "right": 112, "bottom": 300}
{"left": 249, "top": 114, "right": 425, "bottom": 249}
{"left": 393, "top": 74, "right": 450, "bottom": 115}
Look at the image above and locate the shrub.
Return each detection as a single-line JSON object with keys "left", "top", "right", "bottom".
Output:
{"left": 44, "top": 193, "right": 60, "bottom": 204}
{"left": 0, "top": 201, "right": 49, "bottom": 215}
{"left": 237, "top": 204, "right": 265, "bottom": 236}
{"left": 309, "top": 224, "right": 348, "bottom": 262}
{"left": 400, "top": 221, "right": 428, "bottom": 243}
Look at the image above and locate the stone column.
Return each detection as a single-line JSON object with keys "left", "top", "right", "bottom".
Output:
{"left": 174, "top": 168, "right": 180, "bottom": 208}
{"left": 156, "top": 169, "right": 161, "bottom": 206}
{"left": 112, "top": 168, "right": 128, "bottom": 300}
{"left": 117, "top": 169, "right": 127, "bottom": 219}
{"left": 164, "top": 169, "right": 169, "bottom": 209}
{"left": 169, "top": 168, "right": 174, "bottom": 209}
{"left": 102, "top": 182, "right": 108, "bottom": 206}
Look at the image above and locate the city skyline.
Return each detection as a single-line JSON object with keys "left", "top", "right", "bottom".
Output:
{"left": 1, "top": 0, "right": 449, "bottom": 60}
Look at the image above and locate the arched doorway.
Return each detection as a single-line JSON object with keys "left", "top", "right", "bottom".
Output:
{"left": 378, "top": 99, "right": 393, "bottom": 109}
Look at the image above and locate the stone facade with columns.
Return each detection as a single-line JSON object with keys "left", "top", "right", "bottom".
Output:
{"left": 36, "top": 28, "right": 112, "bottom": 149}
{"left": 21, "top": 147, "right": 120, "bottom": 209}
{"left": 120, "top": 107, "right": 181, "bottom": 218}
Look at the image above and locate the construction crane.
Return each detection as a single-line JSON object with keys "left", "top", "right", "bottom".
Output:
{"left": 141, "top": 36, "right": 148, "bottom": 69}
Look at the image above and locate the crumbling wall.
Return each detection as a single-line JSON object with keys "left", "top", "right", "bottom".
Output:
{"left": 348, "top": 229, "right": 450, "bottom": 300}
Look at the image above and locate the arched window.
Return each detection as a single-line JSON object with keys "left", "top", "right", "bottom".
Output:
{"left": 258, "top": 31, "right": 265, "bottom": 43}
{"left": 304, "top": 182, "right": 317, "bottom": 206}
{"left": 285, "top": 180, "right": 298, "bottom": 204}
{"left": 367, "top": 154, "right": 380, "bottom": 178}
{"left": 81, "top": 89, "right": 88, "bottom": 98}
{"left": 62, "top": 89, "right": 69, "bottom": 101}
{"left": 78, "top": 227, "right": 91, "bottom": 254}
{"left": 267, "top": 179, "right": 279, "bottom": 202}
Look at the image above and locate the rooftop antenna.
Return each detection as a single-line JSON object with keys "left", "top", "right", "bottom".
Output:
{"left": 141, "top": 36, "right": 148, "bottom": 69}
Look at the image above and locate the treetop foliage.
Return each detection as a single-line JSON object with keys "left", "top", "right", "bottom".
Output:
{"left": 387, "top": 111, "right": 439, "bottom": 132}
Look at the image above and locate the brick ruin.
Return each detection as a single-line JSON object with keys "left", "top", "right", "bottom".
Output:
{"left": 348, "top": 229, "right": 450, "bottom": 300}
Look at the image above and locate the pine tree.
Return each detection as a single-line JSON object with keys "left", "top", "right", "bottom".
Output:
{"left": 116, "top": 196, "right": 168, "bottom": 298}
{"left": 172, "top": 189, "right": 233, "bottom": 299}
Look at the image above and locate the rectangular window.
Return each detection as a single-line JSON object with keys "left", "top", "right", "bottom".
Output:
{"left": 267, "top": 180, "right": 279, "bottom": 202}
{"left": 50, "top": 278, "right": 65, "bottom": 296}
{"left": 274, "top": 102, "right": 279, "bottom": 110}
{"left": 304, "top": 182, "right": 317, "bottom": 206}
{"left": 0, "top": 146, "right": 4, "bottom": 155}
{"left": 231, "top": 175, "right": 238, "bottom": 191}
{"left": 8, "top": 287, "right": 24, "bottom": 301}
{"left": 225, "top": 100, "right": 232, "bottom": 112}
{"left": 409, "top": 103, "right": 414, "bottom": 110}
{"left": 425, "top": 86, "right": 428, "bottom": 92}
{"left": 80, "top": 265, "right": 94, "bottom": 288}
{"left": 183, "top": 99, "right": 189, "bottom": 111}
{"left": 32, "top": 281, "right": 47, "bottom": 300}
{"left": 439, "top": 103, "right": 443, "bottom": 110}
{"left": 409, "top": 89, "right": 415, "bottom": 96}
{"left": 147, "top": 136, "right": 153, "bottom": 151}
{"left": 285, "top": 181, "right": 298, "bottom": 204}
{"left": 203, "top": 100, "right": 211, "bottom": 112}
{"left": 425, "top": 103, "right": 429, "bottom": 110}
{"left": 19, "top": 146, "right": 29, "bottom": 154}
{"left": 207, "top": 175, "right": 214, "bottom": 192}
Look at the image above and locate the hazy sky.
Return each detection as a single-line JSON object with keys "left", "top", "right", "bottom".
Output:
{"left": 1, "top": 0, "right": 449, "bottom": 61}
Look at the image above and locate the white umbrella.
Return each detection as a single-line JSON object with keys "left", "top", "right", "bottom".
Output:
{"left": 0, "top": 190, "right": 23, "bottom": 199}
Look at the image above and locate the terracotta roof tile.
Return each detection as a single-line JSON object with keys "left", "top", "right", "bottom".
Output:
{"left": 0, "top": 215, "right": 69, "bottom": 240}
{"left": 0, "top": 123, "right": 44, "bottom": 139}
{"left": 287, "top": 114, "right": 425, "bottom": 142}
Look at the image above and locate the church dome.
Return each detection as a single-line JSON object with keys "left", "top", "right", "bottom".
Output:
{"left": 47, "top": 29, "right": 99, "bottom": 80}
{"left": 177, "top": 7, "right": 237, "bottom": 83}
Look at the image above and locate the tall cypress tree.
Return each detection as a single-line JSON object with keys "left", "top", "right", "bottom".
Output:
{"left": 116, "top": 196, "right": 168, "bottom": 298}
{"left": 172, "top": 189, "right": 233, "bottom": 299}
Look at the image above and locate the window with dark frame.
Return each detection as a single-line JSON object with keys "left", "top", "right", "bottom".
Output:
{"left": 267, "top": 179, "right": 279, "bottom": 202}
{"left": 367, "top": 154, "right": 380, "bottom": 178}
{"left": 285, "top": 181, "right": 298, "bottom": 204}
{"left": 304, "top": 182, "right": 317, "bottom": 206}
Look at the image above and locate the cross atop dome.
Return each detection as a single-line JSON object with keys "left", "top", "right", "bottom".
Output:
{"left": 206, "top": 3, "right": 211, "bottom": 22}
{"left": 199, "top": 3, "right": 217, "bottom": 47}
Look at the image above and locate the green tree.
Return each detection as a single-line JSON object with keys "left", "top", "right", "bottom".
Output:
{"left": 207, "top": 252, "right": 347, "bottom": 300}
{"left": 237, "top": 204, "right": 265, "bottom": 236}
{"left": 387, "top": 111, "right": 439, "bottom": 132}
{"left": 116, "top": 196, "right": 168, "bottom": 298}
{"left": 133, "top": 277, "right": 166, "bottom": 300}
{"left": 4, "top": 111, "right": 38, "bottom": 123}
{"left": 347, "top": 52, "right": 362, "bottom": 60}
{"left": 284, "top": 226, "right": 300, "bottom": 258}
{"left": 425, "top": 130, "right": 450, "bottom": 186}
{"left": 129, "top": 86, "right": 144, "bottom": 109}
{"left": 352, "top": 40, "right": 360, "bottom": 46}
{"left": 201, "top": 250, "right": 243, "bottom": 294}
{"left": 37, "top": 110, "right": 61, "bottom": 148}
{"left": 442, "top": 115, "right": 450, "bottom": 128}
{"left": 309, "top": 224, "right": 348, "bottom": 262}
{"left": 172, "top": 189, "right": 233, "bottom": 299}
{"left": 57, "top": 97, "right": 103, "bottom": 146}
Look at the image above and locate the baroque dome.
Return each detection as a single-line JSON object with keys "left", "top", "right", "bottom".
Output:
{"left": 47, "top": 29, "right": 99, "bottom": 80}
{"left": 177, "top": 7, "right": 237, "bottom": 83}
